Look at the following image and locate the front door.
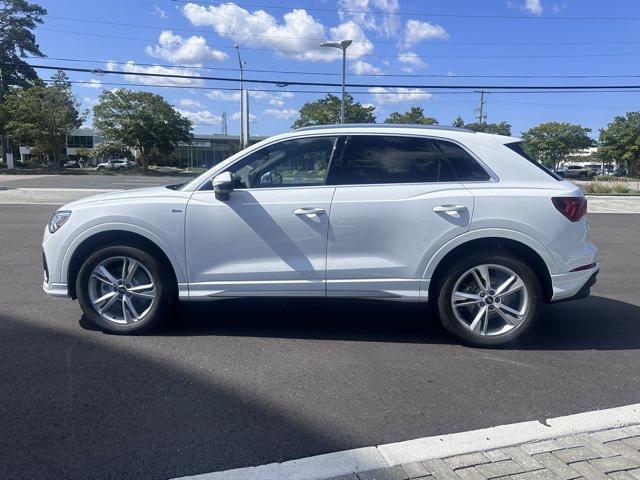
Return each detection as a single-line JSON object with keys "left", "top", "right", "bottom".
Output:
{"left": 185, "top": 136, "right": 339, "bottom": 299}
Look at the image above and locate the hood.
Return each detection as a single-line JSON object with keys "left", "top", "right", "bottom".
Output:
{"left": 61, "top": 186, "right": 177, "bottom": 210}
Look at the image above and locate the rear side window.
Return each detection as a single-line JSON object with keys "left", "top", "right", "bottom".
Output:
{"left": 505, "top": 141, "right": 562, "bottom": 180}
{"left": 435, "top": 140, "right": 491, "bottom": 181}
{"left": 343, "top": 135, "right": 456, "bottom": 185}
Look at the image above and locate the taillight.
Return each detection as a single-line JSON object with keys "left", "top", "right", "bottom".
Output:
{"left": 552, "top": 197, "right": 587, "bottom": 222}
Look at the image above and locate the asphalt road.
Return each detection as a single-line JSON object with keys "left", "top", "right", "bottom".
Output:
{"left": 0, "top": 173, "right": 188, "bottom": 190}
{"left": 1, "top": 208, "right": 639, "bottom": 480}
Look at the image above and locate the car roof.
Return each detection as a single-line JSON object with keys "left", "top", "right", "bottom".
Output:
{"left": 287, "top": 123, "right": 519, "bottom": 145}
{"left": 294, "top": 124, "right": 475, "bottom": 134}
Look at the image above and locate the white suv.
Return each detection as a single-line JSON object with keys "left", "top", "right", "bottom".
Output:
{"left": 43, "top": 125, "right": 598, "bottom": 346}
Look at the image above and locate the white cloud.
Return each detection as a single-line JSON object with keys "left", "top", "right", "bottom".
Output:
{"left": 206, "top": 89, "right": 241, "bottom": 101}
{"left": 80, "top": 79, "right": 102, "bottom": 89}
{"left": 398, "top": 51, "right": 426, "bottom": 73}
{"left": 264, "top": 108, "right": 298, "bottom": 120}
{"left": 231, "top": 111, "right": 257, "bottom": 123}
{"left": 106, "top": 61, "right": 204, "bottom": 87}
{"left": 178, "top": 98, "right": 204, "bottom": 108}
{"left": 351, "top": 60, "right": 382, "bottom": 75}
{"left": 146, "top": 30, "right": 227, "bottom": 64}
{"left": 368, "top": 87, "right": 432, "bottom": 104}
{"left": 337, "top": 0, "right": 400, "bottom": 37}
{"left": 152, "top": 6, "right": 167, "bottom": 18}
{"left": 402, "top": 19, "right": 449, "bottom": 46}
{"left": 182, "top": 3, "right": 373, "bottom": 62}
{"left": 522, "top": 0, "right": 543, "bottom": 15}
{"left": 177, "top": 109, "right": 221, "bottom": 126}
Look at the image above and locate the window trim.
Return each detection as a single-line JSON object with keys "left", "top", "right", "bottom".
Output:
{"left": 338, "top": 133, "right": 497, "bottom": 187}
{"left": 196, "top": 134, "right": 343, "bottom": 192}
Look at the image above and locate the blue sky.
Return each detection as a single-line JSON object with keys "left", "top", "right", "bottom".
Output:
{"left": 34, "top": 0, "right": 640, "bottom": 138}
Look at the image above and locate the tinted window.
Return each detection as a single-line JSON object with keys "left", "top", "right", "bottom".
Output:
{"left": 505, "top": 142, "right": 562, "bottom": 180}
{"left": 229, "top": 136, "right": 337, "bottom": 189}
{"left": 344, "top": 135, "right": 455, "bottom": 185}
{"left": 436, "top": 140, "right": 491, "bottom": 181}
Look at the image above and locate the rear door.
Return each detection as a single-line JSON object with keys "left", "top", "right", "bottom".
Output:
{"left": 326, "top": 134, "right": 474, "bottom": 300}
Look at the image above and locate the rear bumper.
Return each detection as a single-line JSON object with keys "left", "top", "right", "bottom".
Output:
{"left": 549, "top": 266, "right": 598, "bottom": 303}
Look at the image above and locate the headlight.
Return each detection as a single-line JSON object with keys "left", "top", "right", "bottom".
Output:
{"left": 48, "top": 210, "right": 72, "bottom": 233}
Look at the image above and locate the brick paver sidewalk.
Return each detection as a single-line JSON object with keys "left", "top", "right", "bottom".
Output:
{"left": 330, "top": 426, "right": 640, "bottom": 480}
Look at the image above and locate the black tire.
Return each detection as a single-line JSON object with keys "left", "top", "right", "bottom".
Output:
{"left": 76, "top": 245, "right": 171, "bottom": 334}
{"left": 436, "top": 251, "right": 542, "bottom": 347}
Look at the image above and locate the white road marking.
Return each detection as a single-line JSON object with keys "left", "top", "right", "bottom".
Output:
{"left": 172, "top": 403, "right": 640, "bottom": 480}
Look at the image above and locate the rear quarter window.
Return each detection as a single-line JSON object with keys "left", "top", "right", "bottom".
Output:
{"left": 435, "top": 140, "right": 491, "bottom": 181}
{"left": 505, "top": 142, "right": 563, "bottom": 180}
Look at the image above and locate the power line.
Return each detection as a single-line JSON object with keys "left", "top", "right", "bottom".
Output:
{"left": 39, "top": 26, "right": 640, "bottom": 50}
{"left": 24, "top": 62, "right": 640, "bottom": 91}
{"left": 44, "top": 14, "right": 640, "bottom": 46}
{"left": 168, "top": 0, "right": 640, "bottom": 21}
{"left": 38, "top": 28, "right": 640, "bottom": 61}
{"left": 48, "top": 79, "right": 640, "bottom": 96}
{"left": 31, "top": 55, "right": 640, "bottom": 80}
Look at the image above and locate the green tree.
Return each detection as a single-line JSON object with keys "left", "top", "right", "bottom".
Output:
{"left": 93, "top": 89, "right": 192, "bottom": 170}
{"left": 292, "top": 93, "right": 376, "bottom": 129}
{"left": 3, "top": 70, "right": 83, "bottom": 168}
{"left": 599, "top": 112, "right": 640, "bottom": 176}
{"left": 384, "top": 106, "right": 438, "bottom": 125}
{"left": 465, "top": 121, "right": 512, "bottom": 136}
{"left": 0, "top": 0, "right": 47, "bottom": 164}
{"left": 522, "top": 122, "right": 594, "bottom": 170}
{"left": 452, "top": 116, "right": 465, "bottom": 128}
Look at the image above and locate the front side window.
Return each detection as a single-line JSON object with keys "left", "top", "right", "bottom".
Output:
{"left": 228, "top": 136, "right": 338, "bottom": 189}
{"left": 343, "top": 135, "right": 456, "bottom": 185}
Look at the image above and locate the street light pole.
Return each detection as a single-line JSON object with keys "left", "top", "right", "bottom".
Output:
{"left": 320, "top": 39, "right": 352, "bottom": 124}
{"left": 234, "top": 44, "right": 247, "bottom": 149}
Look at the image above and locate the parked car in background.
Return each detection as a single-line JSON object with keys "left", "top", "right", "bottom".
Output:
{"left": 96, "top": 159, "right": 135, "bottom": 171}
{"left": 63, "top": 160, "right": 82, "bottom": 169}
{"left": 561, "top": 165, "right": 596, "bottom": 179}
{"left": 42, "top": 125, "right": 598, "bottom": 347}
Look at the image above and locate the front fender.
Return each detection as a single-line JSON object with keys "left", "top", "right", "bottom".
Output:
{"left": 60, "top": 220, "right": 187, "bottom": 285}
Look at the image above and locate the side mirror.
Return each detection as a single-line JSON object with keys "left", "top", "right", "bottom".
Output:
{"left": 212, "top": 171, "right": 234, "bottom": 201}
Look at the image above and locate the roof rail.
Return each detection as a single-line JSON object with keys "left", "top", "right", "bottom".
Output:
{"left": 293, "top": 123, "right": 475, "bottom": 133}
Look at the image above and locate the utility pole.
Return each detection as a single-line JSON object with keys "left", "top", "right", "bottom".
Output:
{"left": 474, "top": 90, "right": 487, "bottom": 125}
{"left": 221, "top": 112, "right": 228, "bottom": 135}
{"left": 234, "top": 44, "right": 248, "bottom": 149}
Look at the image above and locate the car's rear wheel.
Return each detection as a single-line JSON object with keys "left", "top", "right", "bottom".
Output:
{"left": 76, "top": 245, "right": 170, "bottom": 333}
{"left": 436, "top": 252, "right": 542, "bottom": 347}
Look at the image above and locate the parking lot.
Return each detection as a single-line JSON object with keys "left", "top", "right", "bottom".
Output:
{"left": 0, "top": 205, "right": 639, "bottom": 480}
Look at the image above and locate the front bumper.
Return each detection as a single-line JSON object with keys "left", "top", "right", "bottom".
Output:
{"left": 43, "top": 281, "right": 70, "bottom": 298}
{"left": 549, "top": 266, "right": 598, "bottom": 303}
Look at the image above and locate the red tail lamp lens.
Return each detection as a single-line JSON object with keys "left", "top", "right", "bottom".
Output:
{"left": 552, "top": 197, "right": 587, "bottom": 222}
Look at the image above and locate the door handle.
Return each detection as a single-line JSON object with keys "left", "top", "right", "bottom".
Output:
{"left": 433, "top": 205, "right": 468, "bottom": 213}
{"left": 294, "top": 207, "right": 326, "bottom": 216}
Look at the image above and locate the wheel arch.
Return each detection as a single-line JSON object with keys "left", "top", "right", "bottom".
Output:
{"left": 426, "top": 235, "right": 554, "bottom": 303}
{"left": 66, "top": 230, "right": 179, "bottom": 300}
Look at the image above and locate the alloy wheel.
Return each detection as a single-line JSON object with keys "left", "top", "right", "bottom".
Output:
{"left": 88, "top": 256, "right": 157, "bottom": 325}
{"left": 450, "top": 264, "right": 529, "bottom": 337}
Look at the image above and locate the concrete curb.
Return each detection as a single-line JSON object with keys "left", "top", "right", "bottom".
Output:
{"left": 173, "top": 404, "right": 640, "bottom": 480}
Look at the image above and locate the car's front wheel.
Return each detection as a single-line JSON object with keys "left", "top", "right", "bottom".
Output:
{"left": 436, "top": 252, "right": 542, "bottom": 347}
{"left": 76, "top": 245, "right": 171, "bottom": 333}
